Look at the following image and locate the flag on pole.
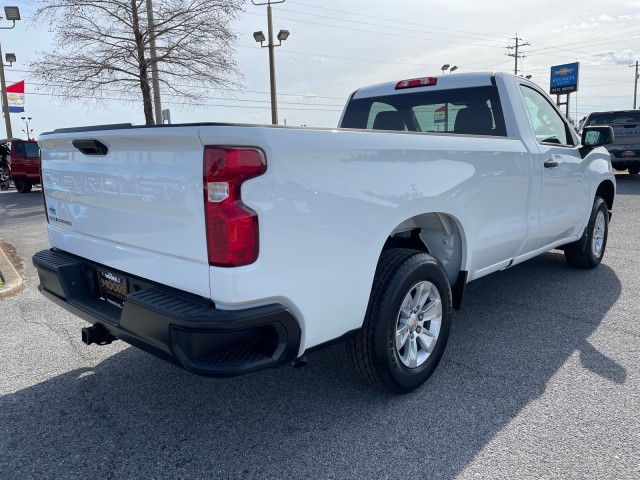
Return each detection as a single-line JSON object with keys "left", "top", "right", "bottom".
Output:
{"left": 7, "top": 80, "right": 24, "bottom": 113}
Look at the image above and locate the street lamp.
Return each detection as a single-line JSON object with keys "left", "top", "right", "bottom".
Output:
{"left": 21, "top": 116, "right": 31, "bottom": 138}
{"left": 0, "top": 5, "right": 20, "bottom": 138}
{"left": 252, "top": 0, "right": 289, "bottom": 125}
{"left": 449, "top": 66, "right": 458, "bottom": 74}
{"left": 525, "top": 74, "right": 532, "bottom": 80}
{"left": 3, "top": 6, "right": 19, "bottom": 22}
{"left": 441, "top": 64, "right": 450, "bottom": 74}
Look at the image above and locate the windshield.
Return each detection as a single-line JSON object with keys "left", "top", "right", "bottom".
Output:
{"left": 585, "top": 112, "right": 640, "bottom": 126}
{"left": 13, "top": 141, "right": 40, "bottom": 158}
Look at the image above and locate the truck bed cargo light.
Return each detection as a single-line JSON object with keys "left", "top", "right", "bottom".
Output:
{"left": 395, "top": 77, "right": 438, "bottom": 90}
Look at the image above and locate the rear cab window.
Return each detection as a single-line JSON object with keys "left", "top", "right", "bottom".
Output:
{"left": 341, "top": 86, "right": 507, "bottom": 137}
{"left": 585, "top": 112, "right": 640, "bottom": 126}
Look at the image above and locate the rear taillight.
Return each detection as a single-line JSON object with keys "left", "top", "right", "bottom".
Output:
{"left": 204, "top": 147, "right": 266, "bottom": 267}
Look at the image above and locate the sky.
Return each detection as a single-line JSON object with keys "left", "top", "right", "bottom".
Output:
{"left": 4, "top": 0, "right": 640, "bottom": 137}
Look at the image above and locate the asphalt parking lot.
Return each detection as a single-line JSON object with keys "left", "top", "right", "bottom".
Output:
{"left": 1, "top": 176, "right": 639, "bottom": 479}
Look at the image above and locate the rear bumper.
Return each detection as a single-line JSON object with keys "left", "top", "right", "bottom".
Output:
{"left": 32, "top": 249, "right": 301, "bottom": 377}
{"left": 608, "top": 150, "right": 640, "bottom": 169}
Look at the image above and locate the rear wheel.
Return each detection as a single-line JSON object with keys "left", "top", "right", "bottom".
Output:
{"left": 347, "top": 249, "right": 453, "bottom": 394}
{"left": 628, "top": 166, "right": 640, "bottom": 175}
{"left": 564, "top": 196, "right": 608, "bottom": 269}
{"left": 14, "top": 180, "right": 32, "bottom": 193}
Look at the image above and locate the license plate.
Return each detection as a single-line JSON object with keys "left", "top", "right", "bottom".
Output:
{"left": 98, "top": 269, "right": 128, "bottom": 308}
{"left": 622, "top": 151, "right": 635, "bottom": 157}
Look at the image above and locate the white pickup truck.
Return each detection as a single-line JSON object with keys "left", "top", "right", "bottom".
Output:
{"left": 33, "top": 72, "right": 616, "bottom": 393}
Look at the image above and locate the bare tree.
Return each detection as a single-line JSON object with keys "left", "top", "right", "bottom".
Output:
{"left": 30, "top": 0, "right": 245, "bottom": 124}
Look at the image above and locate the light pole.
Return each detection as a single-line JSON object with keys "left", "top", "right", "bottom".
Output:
{"left": 449, "top": 66, "right": 458, "bottom": 74}
{"left": 0, "top": 6, "right": 20, "bottom": 138}
{"left": 441, "top": 64, "right": 450, "bottom": 74}
{"left": 252, "top": 0, "right": 289, "bottom": 125}
{"left": 20, "top": 115, "right": 30, "bottom": 138}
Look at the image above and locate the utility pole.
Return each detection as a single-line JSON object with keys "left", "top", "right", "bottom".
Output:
{"left": 0, "top": 41, "right": 11, "bottom": 137}
{"left": 631, "top": 61, "right": 639, "bottom": 109}
{"left": 506, "top": 34, "right": 529, "bottom": 76}
{"left": 146, "top": 0, "right": 162, "bottom": 125}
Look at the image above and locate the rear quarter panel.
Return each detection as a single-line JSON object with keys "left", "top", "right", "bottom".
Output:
{"left": 199, "top": 125, "right": 530, "bottom": 351}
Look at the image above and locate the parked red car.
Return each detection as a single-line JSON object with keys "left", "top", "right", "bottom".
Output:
{"left": 2, "top": 138, "right": 40, "bottom": 193}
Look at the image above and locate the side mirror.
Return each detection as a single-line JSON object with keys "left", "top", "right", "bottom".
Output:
{"left": 581, "top": 125, "right": 614, "bottom": 147}
{"left": 579, "top": 126, "right": 614, "bottom": 158}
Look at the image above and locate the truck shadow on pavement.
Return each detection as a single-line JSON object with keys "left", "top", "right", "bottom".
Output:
{"left": 1, "top": 252, "right": 623, "bottom": 479}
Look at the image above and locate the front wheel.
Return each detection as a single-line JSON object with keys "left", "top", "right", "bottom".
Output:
{"left": 14, "top": 180, "right": 32, "bottom": 193}
{"left": 347, "top": 249, "right": 453, "bottom": 394}
{"left": 564, "top": 196, "right": 609, "bottom": 269}
{"left": 0, "top": 163, "right": 9, "bottom": 183}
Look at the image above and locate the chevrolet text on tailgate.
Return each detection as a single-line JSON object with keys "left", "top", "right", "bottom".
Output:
{"left": 34, "top": 72, "right": 616, "bottom": 393}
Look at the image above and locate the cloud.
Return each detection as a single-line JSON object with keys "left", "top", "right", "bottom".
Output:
{"left": 588, "top": 49, "right": 636, "bottom": 66}
{"left": 564, "top": 14, "right": 628, "bottom": 29}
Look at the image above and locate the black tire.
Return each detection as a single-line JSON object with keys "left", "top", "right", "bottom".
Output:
{"left": 14, "top": 180, "right": 32, "bottom": 193}
{"left": 0, "top": 164, "right": 9, "bottom": 183}
{"left": 347, "top": 248, "right": 453, "bottom": 394}
{"left": 564, "top": 196, "right": 609, "bottom": 269}
{"left": 628, "top": 167, "right": 640, "bottom": 175}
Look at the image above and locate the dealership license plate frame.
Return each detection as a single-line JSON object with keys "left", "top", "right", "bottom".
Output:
{"left": 98, "top": 268, "right": 129, "bottom": 308}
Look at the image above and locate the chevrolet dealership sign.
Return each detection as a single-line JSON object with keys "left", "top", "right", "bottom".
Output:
{"left": 550, "top": 62, "right": 580, "bottom": 94}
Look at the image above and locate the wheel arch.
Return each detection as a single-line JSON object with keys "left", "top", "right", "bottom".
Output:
{"left": 595, "top": 179, "right": 615, "bottom": 211}
{"left": 381, "top": 212, "right": 468, "bottom": 309}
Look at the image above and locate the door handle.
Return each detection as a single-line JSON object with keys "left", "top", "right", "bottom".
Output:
{"left": 544, "top": 159, "right": 558, "bottom": 168}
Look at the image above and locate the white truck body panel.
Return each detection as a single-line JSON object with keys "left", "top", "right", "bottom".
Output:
{"left": 37, "top": 72, "right": 615, "bottom": 354}
{"left": 38, "top": 129, "right": 211, "bottom": 297}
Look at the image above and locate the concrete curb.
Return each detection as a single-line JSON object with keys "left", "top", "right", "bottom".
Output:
{"left": 0, "top": 244, "right": 23, "bottom": 299}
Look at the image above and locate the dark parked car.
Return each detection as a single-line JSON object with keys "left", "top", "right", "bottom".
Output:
{"left": 583, "top": 110, "right": 640, "bottom": 174}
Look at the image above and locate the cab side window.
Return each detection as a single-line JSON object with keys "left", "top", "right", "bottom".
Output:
{"left": 520, "top": 86, "right": 573, "bottom": 146}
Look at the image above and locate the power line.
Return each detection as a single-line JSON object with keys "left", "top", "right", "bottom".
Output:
{"left": 527, "top": 31, "right": 640, "bottom": 56}
{"left": 265, "top": 7, "right": 506, "bottom": 46}
{"left": 239, "top": 44, "right": 447, "bottom": 69}
{"left": 285, "top": 0, "right": 507, "bottom": 40}
{"left": 245, "top": 11, "right": 508, "bottom": 49}
{"left": 17, "top": 90, "right": 344, "bottom": 112}
{"left": 6, "top": 69, "right": 347, "bottom": 100}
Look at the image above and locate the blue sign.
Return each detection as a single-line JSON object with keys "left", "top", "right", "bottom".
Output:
{"left": 550, "top": 62, "right": 579, "bottom": 94}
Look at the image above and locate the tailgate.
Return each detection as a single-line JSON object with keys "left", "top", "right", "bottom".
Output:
{"left": 38, "top": 126, "right": 210, "bottom": 296}
{"left": 611, "top": 124, "right": 640, "bottom": 146}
